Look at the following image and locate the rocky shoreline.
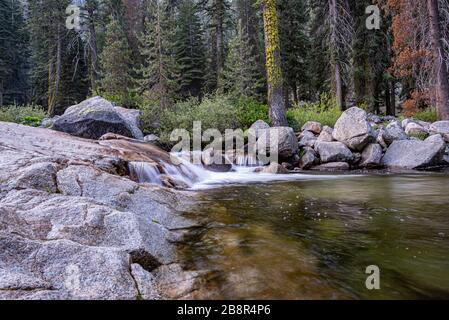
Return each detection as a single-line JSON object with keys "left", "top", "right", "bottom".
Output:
{"left": 253, "top": 107, "right": 449, "bottom": 172}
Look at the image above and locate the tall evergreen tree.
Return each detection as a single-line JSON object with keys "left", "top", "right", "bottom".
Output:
{"left": 278, "top": 0, "right": 310, "bottom": 105}
{"left": 223, "top": 20, "right": 264, "bottom": 99}
{"left": 135, "top": 0, "right": 177, "bottom": 108}
{"left": 173, "top": 0, "right": 206, "bottom": 98}
{"left": 28, "top": 0, "right": 89, "bottom": 115}
{"left": 0, "top": 0, "right": 29, "bottom": 105}
{"left": 99, "top": 16, "right": 133, "bottom": 105}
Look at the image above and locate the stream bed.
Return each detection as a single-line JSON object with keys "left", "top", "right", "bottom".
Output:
{"left": 180, "top": 173, "right": 449, "bottom": 299}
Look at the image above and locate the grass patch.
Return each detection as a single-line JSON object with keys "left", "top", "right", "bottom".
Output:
{"left": 287, "top": 93, "right": 342, "bottom": 131}
{"left": 411, "top": 108, "right": 438, "bottom": 123}
{"left": 0, "top": 104, "right": 47, "bottom": 127}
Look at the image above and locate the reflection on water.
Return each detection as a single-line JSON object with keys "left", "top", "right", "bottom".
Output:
{"left": 180, "top": 174, "right": 449, "bottom": 299}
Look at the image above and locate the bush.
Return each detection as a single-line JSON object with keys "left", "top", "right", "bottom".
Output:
{"left": 0, "top": 104, "right": 47, "bottom": 127}
{"left": 139, "top": 94, "right": 270, "bottom": 142}
{"left": 411, "top": 107, "right": 438, "bottom": 123}
{"left": 235, "top": 96, "right": 270, "bottom": 129}
{"left": 287, "top": 93, "right": 342, "bottom": 131}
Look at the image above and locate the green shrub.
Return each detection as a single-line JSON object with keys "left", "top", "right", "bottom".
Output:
{"left": 287, "top": 93, "right": 342, "bottom": 131}
{"left": 139, "top": 94, "right": 270, "bottom": 142}
{"left": 411, "top": 108, "right": 438, "bottom": 123}
{"left": 0, "top": 104, "right": 47, "bottom": 127}
{"left": 235, "top": 96, "right": 270, "bottom": 129}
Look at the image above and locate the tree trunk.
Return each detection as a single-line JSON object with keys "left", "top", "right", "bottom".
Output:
{"left": 262, "top": 0, "right": 288, "bottom": 126}
{"left": 48, "top": 25, "right": 62, "bottom": 117}
{"left": 0, "top": 80, "right": 3, "bottom": 107}
{"left": 386, "top": 81, "right": 396, "bottom": 116}
{"left": 427, "top": 0, "right": 449, "bottom": 120}
{"left": 87, "top": 0, "right": 99, "bottom": 92}
{"left": 329, "top": 0, "right": 344, "bottom": 110}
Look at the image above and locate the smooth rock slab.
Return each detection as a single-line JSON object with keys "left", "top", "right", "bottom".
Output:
{"left": 382, "top": 140, "right": 446, "bottom": 169}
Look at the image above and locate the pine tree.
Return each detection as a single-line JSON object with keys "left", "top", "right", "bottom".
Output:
{"left": 28, "top": 0, "right": 89, "bottom": 115}
{"left": 173, "top": 0, "right": 206, "bottom": 98}
{"left": 223, "top": 20, "right": 264, "bottom": 99}
{"left": 278, "top": 0, "right": 310, "bottom": 105}
{"left": 135, "top": 0, "right": 177, "bottom": 108}
{"left": 99, "top": 16, "right": 133, "bottom": 105}
{"left": 0, "top": 0, "right": 29, "bottom": 106}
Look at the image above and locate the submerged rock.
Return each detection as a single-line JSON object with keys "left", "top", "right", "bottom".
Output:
{"left": 52, "top": 96, "right": 144, "bottom": 140}
{"left": 382, "top": 140, "right": 446, "bottom": 169}
{"left": 332, "top": 107, "right": 375, "bottom": 151}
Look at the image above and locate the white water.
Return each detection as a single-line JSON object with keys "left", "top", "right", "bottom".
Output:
{"left": 128, "top": 153, "right": 362, "bottom": 190}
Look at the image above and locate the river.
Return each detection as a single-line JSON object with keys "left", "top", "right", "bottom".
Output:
{"left": 179, "top": 173, "right": 449, "bottom": 299}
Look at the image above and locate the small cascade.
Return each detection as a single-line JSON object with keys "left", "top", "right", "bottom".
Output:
{"left": 129, "top": 151, "right": 339, "bottom": 190}
{"left": 128, "top": 162, "right": 162, "bottom": 184}
{"left": 128, "top": 153, "right": 212, "bottom": 188}
{"left": 235, "top": 153, "right": 264, "bottom": 167}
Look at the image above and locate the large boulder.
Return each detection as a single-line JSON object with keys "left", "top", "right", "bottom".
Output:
{"left": 360, "top": 143, "right": 383, "bottom": 168}
{"left": 257, "top": 127, "right": 299, "bottom": 160}
{"left": 381, "top": 140, "right": 446, "bottom": 169}
{"left": 430, "top": 121, "right": 449, "bottom": 142}
{"left": 52, "top": 97, "right": 144, "bottom": 140}
{"left": 315, "top": 141, "right": 354, "bottom": 164}
{"left": 332, "top": 107, "right": 375, "bottom": 151}
{"left": 248, "top": 120, "right": 270, "bottom": 139}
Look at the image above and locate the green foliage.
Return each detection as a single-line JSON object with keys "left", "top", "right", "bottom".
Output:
{"left": 0, "top": 105, "right": 47, "bottom": 127}
{"left": 138, "top": 94, "right": 269, "bottom": 142}
{"left": 411, "top": 108, "right": 438, "bottom": 123}
{"left": 99, "top": 17, "right": 133, "bottom": 107}
{"left": 235, "top": 96, "right": 270, "bottom": 129}
{"left": 222, "top": 21, "right": 265, "bottom": 100}
{"left": 173, "top": 0, "right": 206, "bottom": 98}
{"left": 287, "top": 93, "right": 342, "bottom": 131}
{"left": 134, "top": 0, "right": 177, "bottom": 108}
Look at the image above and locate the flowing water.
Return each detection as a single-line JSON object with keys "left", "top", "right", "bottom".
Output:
{"left": 178, "top": 172, "right": 449, "bottom": 300}
{"left": 128, "top": 155, "right": 449, "bottom": 299}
